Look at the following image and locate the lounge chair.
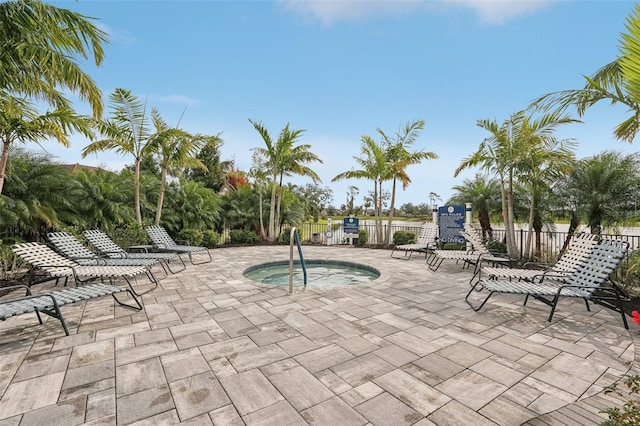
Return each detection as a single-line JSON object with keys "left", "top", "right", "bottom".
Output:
{"left": 0, "top": 283, "right": 140, "bottom": 336}
{"left": 391, "top": 222, "right": 438, "bottom": 260}
{"left": 12, "top": 242, "right": 158, "bottom": 296}
{"left": 426, "top": 225, "right": 509, "bottom": 272}
{"left": 145, "top": 225, "right": 212, "bottom": 264}
{"left": 84, "top": 229, "right": 186, "bottom": 273}
{"left": 48, "top": 232, "right": 159, "bottom": 268}
{"left": 475, "top": 233, "right": 598, "bottom": 284}
{"left": 465, "top": 238, "right": 630, "bottom": 328}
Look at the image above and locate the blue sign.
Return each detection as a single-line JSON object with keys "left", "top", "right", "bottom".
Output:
{"left": 438, "top": 205, "right": 465, "bottom": 243}
{"left": 343, "top": 217, "right": 359, "bottom": 235}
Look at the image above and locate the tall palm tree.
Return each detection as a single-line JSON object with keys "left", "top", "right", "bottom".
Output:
{"left": 275, "top": 140, "right": 322, "bottom": 234}
{"left": 148, "top": 108, "right": 207, "bottom": 225}
{"left": 250, "top": 120, "right": 322, "bottom": 241}
{"left": 378, "top": 119, "right": 437, "bottom": 244}
{"left": 0, "top": 94, "right": 92, "bottom": 194}
{"left": 249, "top": 151, "right": 269, "bottom": 239}
{"left": 333, "top": 135, "right": 388, "bottom": 242}
{"left": 83, "top": 88, "right": 154, "bottom": 225}
{"left": 0, "top": 0, "right": 108, "bottom": 118}
{"left": 503, "top": 112, "right": 579, "bottom": 259}
{"left": 455, "top": 111, "right": 577, "bottom": 260}
{"left": 455, "top": 114, "right": 521, "bottom": 258}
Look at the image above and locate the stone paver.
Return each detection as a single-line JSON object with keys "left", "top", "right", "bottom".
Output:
{"left": 0, "top": 245, "right": 636, "bottom": 425}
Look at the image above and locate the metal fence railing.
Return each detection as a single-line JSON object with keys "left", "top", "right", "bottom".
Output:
{"left": 293, "top": 222, "right": 640, "bottom": 264}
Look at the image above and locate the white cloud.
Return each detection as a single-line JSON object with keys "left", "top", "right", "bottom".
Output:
{"left": 277, "top": 0, "right": 551, "bottom": 25}
{"left": 155, "top": 94, "right": 201, "bottom": 106}
{"left": 448, "top": 0, "right": 551, "bottom": 25}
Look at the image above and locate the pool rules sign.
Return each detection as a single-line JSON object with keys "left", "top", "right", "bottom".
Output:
{"left": 343, "top": 216, "right": 359, "bottom": 238}
{"left": 438, "top": 205, "right": 465, "bottom": 243}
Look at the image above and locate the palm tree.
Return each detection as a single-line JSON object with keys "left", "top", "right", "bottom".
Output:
{"left": 0, "top": 94, "right": 93, "bottom": 194}
{"left": 148, "top": 108, "right": 207, "bottom": 225}
{"left": 560, "top": 151, "right": 640, "bottom": 235}
{"left": 250, "top": 120, "right": 322, "bottom": 241}
{"left": 455, "top": 110, "right": 577, "bottom": 260}
{"left": 0, "top": 0, "right": 108, "bottom": 118}
{"left": 448, "top": 173, "right": 501, "bottom": 239}
{"left": 83, "top": 88, "right": 154, "bottom": 225}
{"left": 517, "top": 112, "right": 576, "bottom": 259}
{"left": 0, "top": 149, "right": 77, "bottom": 240}
{"left": 620, "top": 4, "right": 640, "bottom": 111}
{"left": 333, "top": 135, "right": 388, "bottom": 242}
{"left": 249, "top": 151, "right": 269, "bottom": 238}
{"left": 72, "top": 169, "right": 134, "bottom": 232}
{"left": 533, "top": 4, "right": 640, "bottom": 144}
{"left": 378, "top": 119, "right": 437, "bottom": 244}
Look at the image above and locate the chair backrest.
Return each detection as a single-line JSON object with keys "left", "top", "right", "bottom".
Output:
{"left": 84, "top": 229, "right": 126, "bottom": 256}
{"left": 146, "top": 225, "right": 177, "bottom": 248}
{"left": 566, "top": 238, "right": 629, "bottom": 293}
{"left": 461, "top": 224, "right": 491, "bottom": 254}
{"left": 551, "top": 233, "right": 599, "bottom": 273}
{"left": 12, "top": 242, "right": 79, "bottom": 272}
{"left": 48, "top": 232, "right": 97, "bottom": 260}
{"left": 416, "top": 223, "right": 438, "bottom": 245}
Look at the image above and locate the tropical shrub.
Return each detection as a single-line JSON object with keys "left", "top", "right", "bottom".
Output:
{"left": 109, "top": 223, "right": 149, "bottom": 248}
{"left": 393, "top": 230, "right": 416, "bottom": 245}
{"left": 202, "top": 230, "right": 221, "bottom": 248}
{"left": 356, "top": 228, "right": 369, "bottom": 246}
{"left": 229, "top": 229, "right": 259, "bottom": 244}
{"left": 179, "top": 228, "right": 204, "bottom": 246}
{"left": 442, "top": 242, "right": 466, "bottom": 250}
{"left": 279, "top": 227, "right": 293, "bottom": 243}
{"left": 486, "top": 239, "right": 507, "bottom": 254}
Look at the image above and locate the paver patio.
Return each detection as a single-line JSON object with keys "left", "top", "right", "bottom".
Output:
{"left": 0, "top": 245, "right": 638, "bottom": 425}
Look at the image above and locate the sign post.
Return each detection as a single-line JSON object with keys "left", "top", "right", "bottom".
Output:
{"left": 343, "top": 216, "right": 359, "bottom": 245}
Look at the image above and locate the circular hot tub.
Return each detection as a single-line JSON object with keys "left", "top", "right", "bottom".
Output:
{"left": 243, "top": 260, "right": 380, "bottom": 287}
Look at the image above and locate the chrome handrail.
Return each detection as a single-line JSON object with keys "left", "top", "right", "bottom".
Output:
{"left": 289, "top": 227, "right": 307, "bottom": 294}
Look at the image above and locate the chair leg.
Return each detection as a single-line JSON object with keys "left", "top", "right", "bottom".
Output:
{"left": 166, "top": 256, "right": 187, "bottom": 273}
{"left": 465, "top": 282, "right": 495, "bottom": 311}
{"left": 112, "top": 290, "right": 143, "bottom": 311}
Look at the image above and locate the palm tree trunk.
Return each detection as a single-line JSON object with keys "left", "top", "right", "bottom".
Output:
{"left": 506, "top": 173, "right": 518, "bottom": 259}
{"left": 268, "top": 179, "right": 277, "bottom": 242}
{"left": 478, "top": 210, "right": 492, "bottom": 239}
{"left": 259, "top": 189, "right": 266, "bottom": 239}
{"left": 385, "top": 178, "right": 397, "bottom": 244}
{"left": 134, "top": 158, "right": 142, "bottom": 225}
{"left": 0, "top": 140, "right": 11, "bottom": 195}
{"left": 275, "top": 174, "right": 284, "bottom": 239}
{"left": 154, "top": 167, "right": 168, "bottom": 225}
{"left": 523, "top": 195, "right": 535, "bottom": 261}
{"left": 499, "top": 178, "right": 512, "bottom": 256}
{"left": 376, "top": 181, "right": 383, "bottom": 243}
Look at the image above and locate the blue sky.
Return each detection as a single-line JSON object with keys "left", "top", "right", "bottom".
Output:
{"left": 40, "top": 0, "right": 639, "bottom": 209}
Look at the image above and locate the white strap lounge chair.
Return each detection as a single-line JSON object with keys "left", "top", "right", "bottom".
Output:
{"left": 84, "top": 229, "right": 186, "bottom": 273}
{"left": 11, "top": 242, "right": 158, "bottom": 297}
{"left": 426, "top": 225, "right": 509, "bottom": 272}
{"left": 475, "top": 233, "right": 598, "bottom": 284}
{"left": 48, "top": 232, "right": 159, "bottom": 268}
{"left": 391, "top": 222, "right": 438, "bottom": 260}
{"left": 0, "top": 283, "right": 140, "bottom": 336}
{"left": 465, "top": 238, "right": 630, "bottom": 328}
{"left": 145, "top": 225, "right": 212, "bottom": 264}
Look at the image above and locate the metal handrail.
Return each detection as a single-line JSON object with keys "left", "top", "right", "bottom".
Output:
{"left": 289, "top": 227, "right": 307, "bottom": 294}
